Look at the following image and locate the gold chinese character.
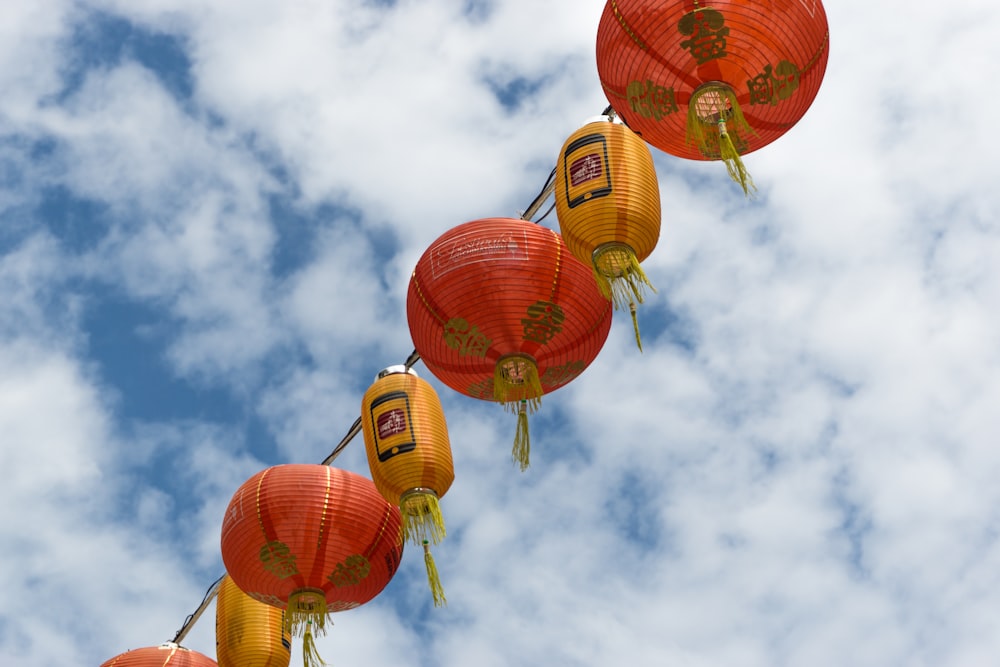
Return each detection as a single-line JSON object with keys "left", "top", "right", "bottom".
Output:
{"left": 328, "top": 554, "right": 371, "bottom": 588}
{"left": 522, "top": 301, "right": 565, "bottom": 344}
{"left": 678, "top": 9, "right": 729, "bottom": 64}
{"left": 540, "top": 360, "right": 586, "bottom": 388}
{"left": 627, "top": 80, "right": 680, "bottom": 121}
{"left": 443, "top": 317, "right": 491, "bottom": 357}
{"left": 259, "top": 541, "right": 299, "bottom": 579}
{"left": 747, "top": 60, "right": 801, "bottom": 106}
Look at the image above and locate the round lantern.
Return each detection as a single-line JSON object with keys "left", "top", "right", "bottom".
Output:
{"left": 596, "top": 0, "right": 830, "bottom": 194}
{"left": 216, "top": 574, "right": 292, "bottom": 667}
{"left": 361, "top": 365, "right": 454, "bottom": 606}
{"left": 554, "top": 115, "right": 661, "bottom": 349}
{"left": 101, "top": 643, "right": 217, "bottom": 667}
{"left": 220, "top": 464, "right": 403, "bottom": 667}
{"left": 406, "top": 217, "right": 613, "bottom": 470}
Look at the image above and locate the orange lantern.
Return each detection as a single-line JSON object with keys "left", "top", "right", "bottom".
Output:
{"left": 220, "top": 464, "right": 403, "bottom": 667}
{"left": 216, "top": 574, "right": 292, "bottom": 667}
{"left": 596, "top": 0, "right": 830, "bottom": 194}
{"left": 361, "top": 365, "right": 454, "bottom": 606}
{"left": 407, "top": 217, "right": 613, "bottom": 470}
{"left": 101, "top": 643, "right": 217, "bottom": 667}
{"left": 554, "top": 115, "right": 661, "bottom": 349}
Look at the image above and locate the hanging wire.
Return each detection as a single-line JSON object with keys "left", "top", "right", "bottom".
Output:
{"left": 166, "top": 105, "right": 610, "bottom": 645}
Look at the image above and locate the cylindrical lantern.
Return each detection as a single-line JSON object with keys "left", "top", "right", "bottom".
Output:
{"left": 101, "top": 643, "right": 217, "bottom": 667}
{"left": 216, "top": 574, "right": 292, "bottom": 667}
{"left": 361, "top": 365, "right": 454, "bottom": 606}
{"left": 407, "top": 217, "right": 613, "bottom": 470}
{"left": 597, "top": 0, "right": 830, "bottom": 194}
{"left": 554, "top": 115, "right": 661, "bottom": 348}
{"left": 220, "top": 464, "right": 404, "bottom": 667}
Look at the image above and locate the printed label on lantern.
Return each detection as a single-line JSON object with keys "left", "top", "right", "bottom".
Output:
{"left": 247, "top": 592, "right": 286, "bottom": 607}
{"left": 747, "top": 60, "right": 801, "bottom": 106}
{"left": 326, "top": 600, "right": 361, "bottom": 612}
{"left": 369, "top": 391, "right": 417, "bottom": 461}
{"left": 466, "top": 377, "right": 494, "bottom": 400}
{"left": 540, "top": 360, "right": 586, "bottom": 388}
{"left": 430, "top": 228, "right": 530, "bottom": 279}
{"left": 562, "top": 133, "right": 612, "bottom": 208}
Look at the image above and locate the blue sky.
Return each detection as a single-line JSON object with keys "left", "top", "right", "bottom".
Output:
{"left": 3, "top": 1, "right": 1000, "bottom": 665}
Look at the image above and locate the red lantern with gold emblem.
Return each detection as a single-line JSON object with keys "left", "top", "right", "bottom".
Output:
{"left": 220, "top": 464, "right": 403, "bottom": 667}
{"left": 597, "top": 0, "right": 830, "bottom": 194}
{"left": 100, "top": 643, "right": 217, "bottom": 667}
{"left": 555, "top": 115, "right": 661, "bottom": 348}
{"left": 407, "top": 217, "right": 613, "bottom": 470}
{"left": 216, "top": 574, "right": 292, "bottom": 667}
{"left": 361, "top": 365, "right": 454, "bottom": 606}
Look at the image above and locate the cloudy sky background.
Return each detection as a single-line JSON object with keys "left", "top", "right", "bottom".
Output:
{"left": 2, "top": 0, "right": 999, "bottom": 665}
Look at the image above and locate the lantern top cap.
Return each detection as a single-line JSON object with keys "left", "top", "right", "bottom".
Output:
{"left": 579, "top": 114, "right": 622, "bottom": 128}
{"left": 377, "top": 365, "right": 418, "bottom": 380}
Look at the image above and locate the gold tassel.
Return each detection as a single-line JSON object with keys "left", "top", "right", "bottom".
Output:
{"left": 686, "top": 83, "right": 757, "bottom": 196}
{"left": 592, "top": 242, "right": 656, "bottom": 310}
{"left": 512, "top": 400, "right": 531, "bottom": 471}
{"left": 285, "top": 589, "right": 329, "bottom": 639}
{"left": 629, "top": 300, "right": 642, "bottom": 352}
{"left": 423, "top": 540, "right": 447, "bottom": 607}
{"left": 302, "top": 621, "right": 327, "bottom": 667}
{"left": 400, "top": 489, "right": 447, "bottom": 546}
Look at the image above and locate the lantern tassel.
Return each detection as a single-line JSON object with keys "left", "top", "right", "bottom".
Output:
{"left": 512, "top": 400, "right": 531, "bottom": 471}
{"left": 686, "top": 84, "right": 757, "bottom": 197}
{"left": 302, "top": 620, "right": 328, "bottom": 667}
{"left": 423, "top": 540, "right": 447, "bottom": 607}
{"left": 400, "top": 490, "right": 447, "bottom": 546}
{"left": 629, "top": 300, "right": 642, "bottom": 352}
{"left": 592, "top": 243, "right": 656, "bottom": 311}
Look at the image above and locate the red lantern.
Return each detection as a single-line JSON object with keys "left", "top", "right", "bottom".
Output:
{"left": 407, "top": 217, "right": 613, "bottom": 470}
{"left": 100, "top": 643, "right": 217, "bottom": 667}
{"left": 554, "top": 116, "right": 661, "bottom": 348}
{"left": 596, "top": 0, "right": 830, "bottom": 194}
{"left": 220, "top": 464, "right": 403, "bottom": 667}
{"left": 362, "top": 365, "right": 453, "bottom": 606}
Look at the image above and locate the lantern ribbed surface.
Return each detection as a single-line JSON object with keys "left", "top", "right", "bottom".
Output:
{"left": 216, "top": 574, "right": 292, "bottom": 667}
{"left": 407, "top": 217, "right": 612, "bottom": 469}
{"left": 101, "top": 644, "right": 218, "bottom": 667}
{"left": 361, "top": 367, "right": 453, "bottom": 543}
{"left": 220, "top": 464, "right": 403, "bottom": 633}
{"left": 597, "top": 0, "right": 829, "bottom": 180}
{"left": 554, "top": 118, "right": 661, "bottom": 311}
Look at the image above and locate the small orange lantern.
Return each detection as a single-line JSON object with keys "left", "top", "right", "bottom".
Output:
{"left": 220, "top": 464, "right": 403, "bottom": 667}
{"left": 596, "top": 0, "right": 830, "bottom": 194}
{"left": 407, "top": 217, "right": 613, "bottom": 470}
{"left": 216, "top": 574, "right": 292, "bottom": 667}
{"left": 361, "top": 365, "right": 454, "bottom": 606}
{"left": 100, "top": 643, "right": 217, "bottom": 667}
{"left": 554, "top": 115, "right": 661, "bottom": 348}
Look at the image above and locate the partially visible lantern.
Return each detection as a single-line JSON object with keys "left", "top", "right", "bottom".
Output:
{"left": 597, "top": 0, "right": 830, "bottom": 194}
{"left": 220, "top": 464, "right": 403, "bottom": 667}
{"left": 361, "top": 365, "right": 454, "bottom": 607}
{"left": 554, "top": 115, "right": 661, "bottom": 349}
{"left": 216, "top": 574, "right": 292, "bottom": 667}
{"left": 100, "top": 643, "right": 217, "bottom": 667}
{"left": 407, "top": 217, "right": 613, "bottom": 470}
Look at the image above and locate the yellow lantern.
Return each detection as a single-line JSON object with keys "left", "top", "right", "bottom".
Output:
{"left": 361, "top": 365, "right": 454, "bottom": 606}
{"left": 216, "top": 574, "right": 292, "bottom": 667}
{"left": 554, "top": 116, "right": 661, "bottom": 349}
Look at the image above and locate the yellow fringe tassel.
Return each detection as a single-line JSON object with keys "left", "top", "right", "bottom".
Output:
{"left": 629, "top": 300, "right": 642, "bottom": 352}
{"left": 285, "top": 589, "right": 329, "bottom": 639}
{"left": 400, "top": 490, "right": 447, "bottom": 546}
{"left": 302, "top": 621, "right": 328, "bottom": 667}
{"left": 592, "top": 243, "right": 656, "bottom": 310}
{"left": 686, "top": 83, "right": 757, "bottom": 196}
{"left": 423, "top": 540, "right": 447, "bottom": 607}
{"left": 512, "top": 401, "right": 531, "bottom": 471}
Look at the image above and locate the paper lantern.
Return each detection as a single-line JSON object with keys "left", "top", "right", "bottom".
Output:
{"left": 407, "top": 217, "right": 613, "bottom": 470}
{"left": 554, "top": 115, "right": 661, "bottom": 348}
{"left": 216, "top": 574, "right": 292, "bottom": 667}
{"left": 220, "top": 464, "right": 403, "bottom": 667}
{"left": 101, "top": 643, "right": 217, "bottom": 667}
{"left": 362, "top": 365, "right": 454, "bottom": 606}
{"left": 597, "top": 0, "right": 830, "bottom": 193}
